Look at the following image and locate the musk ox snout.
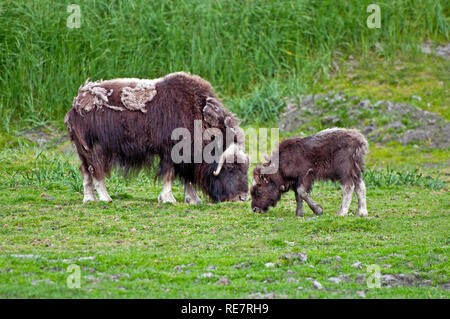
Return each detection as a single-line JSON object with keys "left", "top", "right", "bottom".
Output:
{"left": 250, "top": 174, "right": 281, "bottom": 213}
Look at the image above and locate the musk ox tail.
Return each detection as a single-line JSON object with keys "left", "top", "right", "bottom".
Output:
{"left": 350, "top": 129, "right": 369, "bottom": 177}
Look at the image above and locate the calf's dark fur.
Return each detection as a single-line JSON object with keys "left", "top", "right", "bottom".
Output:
{"left": 251, "top": 128, "right": 368, "bottom": 217}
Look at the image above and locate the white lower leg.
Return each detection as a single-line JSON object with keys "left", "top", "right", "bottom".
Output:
{"left": 93, "top": 177, "right": 112, "bottom": 202}
{"left": 184, "top": 181, "right": 202, "bottom": 204}
{"left": 158, "top": 170, "right": 176, "bottom": 203}
{"left": 355, "top": 179, "right": 368, "bottom": 217}
{"left": 337, "top": 183, "right": 355, "bottom": 216}
{"left": 82, "top": 170, "right": 96, "bottom": 203}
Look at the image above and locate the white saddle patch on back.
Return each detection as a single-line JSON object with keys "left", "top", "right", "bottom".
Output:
{"left": 120, "top": 80, "right": 158, "bottom": 113}
{"left": 74, "top": 78, "right": 161, "bottom": 114}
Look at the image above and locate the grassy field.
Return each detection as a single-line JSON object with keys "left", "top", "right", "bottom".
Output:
{"left": 0, "top": 140, "right": 448, "bottom": 298}
{"left": 0, "top": 0, "right": 449, "bottom": 298}
{"left": 0, "top": 0, "right": 448, "bottom": 129}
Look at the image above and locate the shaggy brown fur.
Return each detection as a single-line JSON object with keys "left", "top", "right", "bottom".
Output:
{"left": 65, "top": 72, "right": 249, "bottom": 202}
{"left": 251, "top": 128, "right": 369, "bottom": 217}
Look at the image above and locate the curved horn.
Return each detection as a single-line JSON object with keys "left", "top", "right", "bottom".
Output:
{"left": 213, "top": 143, "right": 239, "bottom": 176}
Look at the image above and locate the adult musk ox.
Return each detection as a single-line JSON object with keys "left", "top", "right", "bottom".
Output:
{"left": 65, "top": 72, "right": 249, "bottom": 204}
{"left": 251, "top": 128, "right": 369, "bottom": 217}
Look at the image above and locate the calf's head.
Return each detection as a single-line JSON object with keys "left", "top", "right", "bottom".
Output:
{"left": 250, "top": 167, "right": 284, "bottom": 213}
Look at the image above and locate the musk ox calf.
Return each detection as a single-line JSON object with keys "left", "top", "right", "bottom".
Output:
{"left": 251, "top": 128, "right": 369, "bottom": 217}
{"left": 65, "top": 72, "right": 249, "bottom": 204}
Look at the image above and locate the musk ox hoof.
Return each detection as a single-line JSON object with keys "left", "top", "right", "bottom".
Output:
{"left": 336, "top": 211, "right": 348, "bottom": 216}
{"left": 357, "top": 210, "right": 368, "bottom": 217}
{"left": 314, "top": 205, "right": 323, "bottom": 216}
{"left": 83, "top": 196, "right": 97, "bottom": 203}
{"left": 185, "top": 196, "right": 202, "bottom": 205}
{"left": 158, "top": 192, "right": 176, "bottom": 204}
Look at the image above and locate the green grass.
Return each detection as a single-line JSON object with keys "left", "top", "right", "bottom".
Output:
{"left": 0, "top": 0, "right": 449, "bottom": 299}
{"left": 322, "top": 54, "right": 450, "bottom": 120}
{"left": 0, "top": 136, "right": 448, "bottom": 298}
{"left": 0, "top": 0, "right": 448, "bottom": 130}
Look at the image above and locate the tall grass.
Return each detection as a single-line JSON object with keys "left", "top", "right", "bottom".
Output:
{"left": 0, "top": 0, "right": 448, "bottom": 130}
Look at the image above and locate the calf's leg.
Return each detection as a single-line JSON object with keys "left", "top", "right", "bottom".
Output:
{"left": 294, "top": 189, "right": 304, "bottom": 217}
{"left": 184, "top": 181, "right": 202, "bottom": 204}
{"left": 297, "top": 185, "right": 323, "bottom": 216}
{"left": 354, "top": 178, "right": 368, "bottom": 217}
{"left": 337, "top": 182, "right": 354, "bottom": 216}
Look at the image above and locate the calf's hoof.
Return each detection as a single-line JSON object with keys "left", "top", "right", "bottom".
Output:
{"left": 295, "top": 210, "right": 304, "bottom": 217}
{"left": 314, "top": 205, "right": 323, "bottom": 216}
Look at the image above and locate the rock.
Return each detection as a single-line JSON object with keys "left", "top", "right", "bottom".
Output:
{"left": 420, "top": 42, "right": 450, "bottom": 59}
{"left": 402, "top": 129, "right": 431, "bottom": 144}
{"left": 10, "top": 254, "right": 39, "bottom": 259}
{"left": 263, "top": 276, "right": 274, "bottom": 283}
{"left": 381, "top": 273, "right": 430, "bottom": 287}
{"left": 233, "top": 262, "right": 253, "bottom": 269}
{"left": 109, "top": 273, "right": 130, "bottom": 281}
{"left": 384, "top": 121, "right": 405, "bottom": 131}
{"left": 200, "top": 272, "right": 214, "bottom": 278}
{"left": 312, "top": 280, "right": 323, "bottom": 290}
{"left": 248, "top": 292, "right": 288, "bottom": 299}
{"left": 352, "top": 261, "right": 363, "bottom": 269}
{"left": 328, "top": 274, "right": 350, "bottom": 284}
{"left": 78, "top": 256, "right": 95, "bottom": 261}
{"left": 321, "top": 115, "right": 340, "bottom": 125}
{"left": 359, "top": 99, "right": 371, "bottom": 108}
{"left": 440, "top": 282, "right": 450, "bottom": 291}
{"left": 265, "top": 262, "right": 276, "bottom": 268}
{"left": 278, "top": 90, "right": 450, "bottom": 149}
{"left": 279, "top": 252, "right": 307, "bottom": 263}
{"left": 328, "top": 277, "right": 341, "bottom": 284}
{"left": 206, "top": 265, "right": 217, "bottom": 271}
{"left": 355, "top": 274, "right": 366, "bottom": 284}
{"left": 357, "top": 290, "right": 366, "bottom": 298}
{"left": 32, "top": 279, "right": 55, "bottom": 285}
{"left": 286, "top": 277, "right": 298, "bottom": 283}
{"left": 215, "top": 277, "right": 231, "bottom": 285}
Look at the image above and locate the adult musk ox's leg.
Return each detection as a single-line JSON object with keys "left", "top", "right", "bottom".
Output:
{"left": 80, "top": 164, "right": 96, "bottom": 202}
{"left": 355, "top": 178, "right": 368, "bottom": 217}
{"left": 184, "top": 181, "right": 202, "bottom": 204}
{"left": 297, "top": 185, "right": 323, "bottom": 216}
{"left": 93, "top": 177, "right": 112, "bottom": 202}
{"left": 337, "top": 182, "right": 355, "bottom": 216}
{"left": 158, "top": 168, "right": 176, "bottom": 203}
